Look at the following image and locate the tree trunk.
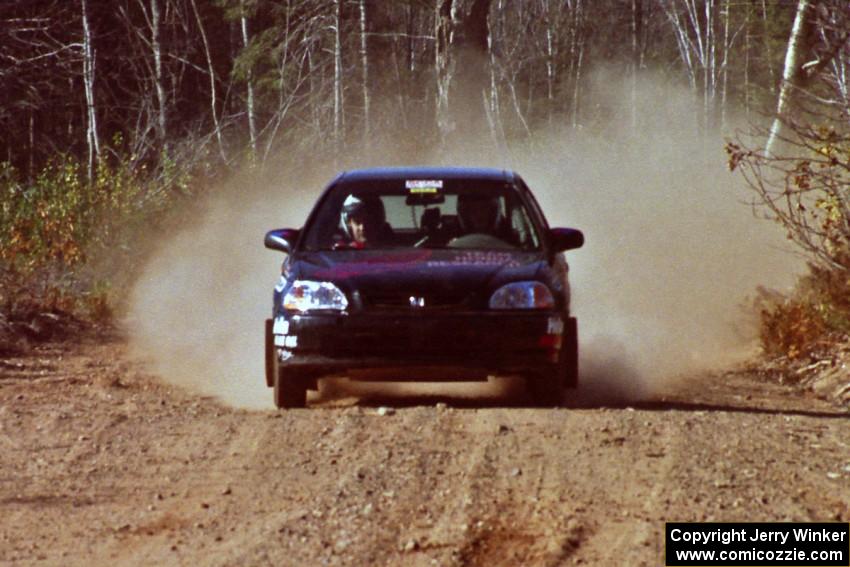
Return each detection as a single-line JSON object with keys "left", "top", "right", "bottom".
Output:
{"left": 81, "top": 0, "right": 100, "bottom": 182}
{"left": 28, "top": 111, "right": 35, "bottom": 182}
{"left": 487, "top": 3, "right": 504, "bottom": 146}
{"left": 631, "top": 0, "right": 643, "bottom": 132}
{"left": 359, "top": 0, "right": 370, "bottom": 148}
{"left": 744, "top": 2, "right": 751, "bottom": 119}
{"left": 434, "top": 0, "right": 452, "bottom": 141}
{"left": 148, "top": 0, "right": 167, "bottom": 152}
{"left": 720, "top": 0, "right": 730, "bottom": 130}
{"left": 766, "top": 0, "right": 811, "bottom": 156}
{"left": 434, "top": 0, "right": 493, "bottom": 144}
{"left": 544, "top": 0, "right": 555, "bottom": 127}
{"left": 761, "top": 0, "right": 777, "bottom": 94}
{"left": 704, "top": 0, "right": 715, "bottom": 131}
{"left": 308, "top": 46, "right": 320, "bottom": 140}
{"left": 241, "top": 2, "right": 256, "bottom": 162}
{"left": 189, "top": 0, "right": 227, "bottom": 164}
{"left": 570, "top": 0, "right": 584, "bottom": 129}
{"left": 333, "top": 0, "right": 343, "bottom": 152}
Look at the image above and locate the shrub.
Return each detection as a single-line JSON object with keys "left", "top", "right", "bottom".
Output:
{"left": 728, "top": 117, "right": 850, "bottom": 362}
{"left": 0, "top": 153, "right": 186, "bottom": 323}
{"left": 754, "top": 262, "right": 850, "bottom": 359}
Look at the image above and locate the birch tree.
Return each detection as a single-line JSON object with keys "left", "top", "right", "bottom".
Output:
{"left": 240, "top": 2, "right": 256, "bottom": 161}
{"left": 359, "top": 0, "right": 370, "bottom": 147}
{"left": 729, "top": 2, "right": 850, "bottom": 270}
{"left": 631, "top": 0, "right": 644, "bottom": 131}
{"left": 80, "top": 0, "right": 100, "bottom": 182}
{"left": 148, "top": 0, "right": 168, "bottom": 149}
{"left": 435, "top": 0, "right": 493, "bottom": 143}
{"left": 765, "top": 0, "right": 811, "bottom": 156}
{"left": 332, "top": 0, "right": 343, "bottom": 150}
{"left": 189, "top": 0, "right": 228, "bottom": 163}
{"left": 660, "top": 0, "right": 743, "bottom": 132}
{"left": 766, "top": 0, "right": 850, "bottom": 155}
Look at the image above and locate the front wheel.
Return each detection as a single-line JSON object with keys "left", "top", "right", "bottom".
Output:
{"left": 528, "top": 373, "right": 564, "bottom": 407}
{"left": 528, "top": 317, "right": 578, "bottom": 406}
{"left": 265, "top": 319, "right": 275, "bottom": 388}
{"left": 274, "top": 368, "right": 307, "bottom": 409}
{"left": 564, "top": 317, "right": 579, "bottom": 389}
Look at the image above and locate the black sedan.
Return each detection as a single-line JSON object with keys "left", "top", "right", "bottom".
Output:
{"left": 264, "top": 167, "right": 583, "bottom": 408}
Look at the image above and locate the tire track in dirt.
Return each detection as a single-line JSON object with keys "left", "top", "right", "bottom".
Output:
{"left": 3, "top": 341, "right": 850, "bottom": 566}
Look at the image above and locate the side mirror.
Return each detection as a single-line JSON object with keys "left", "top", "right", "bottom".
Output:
{"left": 264, "top": 228, "right": 300, "bottom": 254}
{"left": 549, "top": 227, "right": 584, "bottom": 252}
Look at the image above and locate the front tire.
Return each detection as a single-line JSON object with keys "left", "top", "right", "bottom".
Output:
{"left": 528, "top": 317, "right": 578, "bottom": 406}
{"left": 274, "top": 368, "right": 307, "bottom": 409}
{"left": 265, "top": 319, "right": 275, "bottom": 388}
{"left": 564, "top": 317, "right": 579, "bottom": 389}
{"left": 528, "top": 373, "right": 564, "bottom": 407}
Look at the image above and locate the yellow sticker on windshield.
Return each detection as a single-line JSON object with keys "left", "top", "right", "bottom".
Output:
{"left": 406, "top": 180, "right": 443, "bottom": 194}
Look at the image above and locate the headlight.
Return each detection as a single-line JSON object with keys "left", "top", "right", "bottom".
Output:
{"left": 283, "top": 280, "right": 348, "bottom": 312}
{"left": 489, "top": 281, "right": 555, "bottom": 310}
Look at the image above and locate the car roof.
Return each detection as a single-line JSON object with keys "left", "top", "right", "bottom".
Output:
{"left": 336, "top": 166, "right": 517, "bottom": 184}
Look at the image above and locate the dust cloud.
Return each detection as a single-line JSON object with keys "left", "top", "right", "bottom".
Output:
{"left": 512, "top": 71, "right": 801, "bottom": 402}
{"left": 126, "top": 172, "right": 321, "bottom": 409}
{"left": 126, "top": 72, "right": 799, "bottom": 409}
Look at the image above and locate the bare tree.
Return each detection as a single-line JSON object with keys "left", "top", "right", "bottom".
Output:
{"left": 358, "top": 0, "right": 370, "bottom": 147}
{"left": 148, "top": 0, "right": 168, "bottom": 149}
{"left": 81, "top": 0, "right": 100, "bottom": 181}
{"left": 631, "top": 0, "right": 644, "bottom": 131}
{"left": 729, "top": 2, "right": 850, "bottom": 270}
{"left": 189, "top": 0, "right": 228, "bottom": 163}
{"left": 660, "top": 0, "right": 743, "bottom": 132}
{"left": 434, "top": 0, "right": 493, "bottom": 143}
{"left": 240, "top": 1, "right": 256, "bottom": 161}
{"left": 766, "top": 0, "right": 812, "bottom": 156}
{"left": 6, "top": 0, "right": 848, "bottom": 185}
{"left": 333, "top": 0, "right": 343, "bottom": 150}
{"left": 766, "top": 0, "right": 850, "bottom": 155}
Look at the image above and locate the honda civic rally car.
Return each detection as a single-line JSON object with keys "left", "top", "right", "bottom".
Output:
{"left": 264, "top": 167, "right": 583, "bottom": 408}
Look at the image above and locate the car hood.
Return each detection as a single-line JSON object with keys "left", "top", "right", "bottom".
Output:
{"left": 291, "top": 249, "right": 546, "bottom": 305}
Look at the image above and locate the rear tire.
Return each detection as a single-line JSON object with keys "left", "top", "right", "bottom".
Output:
{"left": 274, "top": 368, "right": 307, "bottom": 409}
{"left": 564, "top": 317, "right": 579, "bottom": 389}
{"left": 528, "top": 373, "right": 564, "bottom": 407}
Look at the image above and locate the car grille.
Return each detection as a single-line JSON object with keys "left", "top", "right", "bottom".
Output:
{"left": 361, "top": 290, "right": 470, "bottom": 311}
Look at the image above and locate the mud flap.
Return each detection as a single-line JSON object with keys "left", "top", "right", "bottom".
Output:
{"left": 265, "top": 318, "right": 274, "bottom": 388}
{"left": 564, "top": 317, "right": 579, "bottom": 389}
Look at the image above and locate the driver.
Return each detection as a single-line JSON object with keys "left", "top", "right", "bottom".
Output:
{"left": 457, "top": 193, "right": 501, "bottom": 235}
{"left": 339, "top": 194, "right": 387, "bottom": 248}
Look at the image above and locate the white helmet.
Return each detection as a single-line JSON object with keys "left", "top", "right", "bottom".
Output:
{"left": 340, "top": 194, "right": 385, "bottom": 238}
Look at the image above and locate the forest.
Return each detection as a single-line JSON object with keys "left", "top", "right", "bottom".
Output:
{"left": 0, "top": 0, "right": 820, "bottom": 174}
{"left": 1, "top": 0, "right": 850, "bottom": 357}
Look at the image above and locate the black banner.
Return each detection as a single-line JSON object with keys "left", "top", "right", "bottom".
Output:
{"left": 666, "top": 522, "right": 849, "bottom": 566}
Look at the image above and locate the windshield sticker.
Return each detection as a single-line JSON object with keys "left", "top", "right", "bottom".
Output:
{"left": 405, "top": 179, "right": 443, "bottom": 194}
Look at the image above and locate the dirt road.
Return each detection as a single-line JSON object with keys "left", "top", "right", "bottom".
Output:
{"left": 2, "top": 336, "right": 849, "bottom": 566}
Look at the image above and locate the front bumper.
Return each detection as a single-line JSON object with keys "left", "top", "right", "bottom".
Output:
{"left": 271, "top": 311, "right": 569, "bottom": 381}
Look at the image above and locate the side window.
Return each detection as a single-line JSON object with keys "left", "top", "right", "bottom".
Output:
{"left": 507, "top": 198, "right": 539, "bottom": 249}
{"left": 510, "top": 206, "right": 530, "bottom": 247}
{"left": 518, "top": 180, "right": 549, "bottom": 231}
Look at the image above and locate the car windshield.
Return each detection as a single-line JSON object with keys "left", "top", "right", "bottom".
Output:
{"left": 301, "top": 179, "right": 542, "bottom": 252}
